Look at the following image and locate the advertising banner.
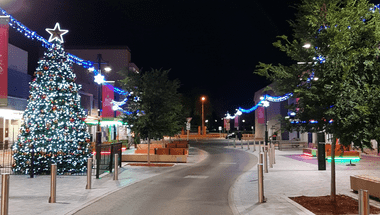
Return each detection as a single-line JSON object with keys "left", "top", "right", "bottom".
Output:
{"left": 0, "top": 16, "right": 9, "bottom": 107}
{"left": 102, "top": 85, "right": 114, "bottom": 119}
{"left": 257, "top": 106, "right": 265, "bottom": 124}
{"left": 234, "top": 115, "right": 239, "bottom": 130}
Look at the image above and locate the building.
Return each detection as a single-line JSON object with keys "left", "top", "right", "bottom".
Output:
{"left": 254, "top": 85, "right": 319, "bottom": 145}
{"left": 0, "top": 43, "right": 31, "bottom": 146}
{"left": 66, "top": 46, "right": 138, "bottom": 143}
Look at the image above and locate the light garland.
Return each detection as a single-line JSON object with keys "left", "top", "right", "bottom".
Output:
{"left": 238, "top": 93, "right": 293, "bottom": 114}
{"left": 0, "top": 7, "right": 129, "bottom": 96}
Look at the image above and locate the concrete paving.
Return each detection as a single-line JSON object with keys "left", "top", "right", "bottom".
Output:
{"left": 4, "top": 140, "right": 380, "bottom": 215}
{"left": 228, "top": 141, "right": 380, "bottom": 215}
{"left": 2, "top": 146, "right": 208, "bottom": 215}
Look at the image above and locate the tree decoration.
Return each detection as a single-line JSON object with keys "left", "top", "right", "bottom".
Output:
{"left": 12, "top": 23, "right": 91, "bottom": 175}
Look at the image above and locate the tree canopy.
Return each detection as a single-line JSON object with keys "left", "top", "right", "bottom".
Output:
{"left": 119, "top": 68, "right": 183, "bottom": 140}
{"left": 256, "top": 0, "right": 380, "bottom": 150}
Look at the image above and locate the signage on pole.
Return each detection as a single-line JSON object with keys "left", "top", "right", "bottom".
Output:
{"left": 102, "top": 85, "right": 114, "bottom": 119}
{"left": 0, "top": 16, "right": 9, "bottom": 107}
{"left": 186, "top": 123, "right": 191, "bottom": 131}
{"left": 186, "top": 117, "right": 192, "bottom": 123}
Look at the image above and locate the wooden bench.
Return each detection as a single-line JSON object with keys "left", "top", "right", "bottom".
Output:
{"left": 351, "top": 175, "right": 380, "bottom": 198}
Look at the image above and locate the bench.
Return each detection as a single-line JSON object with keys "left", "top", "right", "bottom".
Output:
{"left": 278, "top": 141, "right": 307, "bottom": 150}
{"left": 351, "top": 175, "right": 380, "bottom": 198}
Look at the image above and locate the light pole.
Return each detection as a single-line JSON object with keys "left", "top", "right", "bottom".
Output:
{"left": 201, "top": 97, "right": 205, "bottom": 135}
{"left": 92, "top": 54, "right": 111, "bottom": 145}
{"left": 260, "top": 96, "right": 270, "bottom": 146}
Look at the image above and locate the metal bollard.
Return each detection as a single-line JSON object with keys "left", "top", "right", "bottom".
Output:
{"left": 114, "top": 154, "right": 119, "bottom": 180}
{"left": 258, "top": 141, "right": 261, "bottom": 153}
{"left": 269, "top": 145, "right": 273, "bottom": 168}
{"left": 359, "top": 189, "right": 369, "bottom": 215}
{"left": 247, "top": 140, "right": 250, "bottom": 150}
{"left": 258, "top": 153, "right": 265, "bottom": 203}
{"left": 1, "top": 173, "right": 10, "bottom": 215}
{"left": 253, "top": 141, "right": 256, "bottom": 151}
{"left": 264, "top": 150, "right": 268, "bottom": 173}
{"left": 234, "top": 138, "right": 236, "bottom": 148}
{"left": 273, "top": 145, "right": 276, "bottom": 164}
{"left": 86, "top": 158, "right": 92, "bottom": 189}
{"left": 49, "top": 164, "right": 57, "bottom": 203}
{"left": 241, "top": 140, "right": 243, "bottom": 149}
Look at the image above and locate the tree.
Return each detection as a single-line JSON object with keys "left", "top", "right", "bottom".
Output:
{"left": 13, "top": 28, "right": 91, "bottom": 175}
{"left": 119, "top": 69, "right": 183, "bottom": 163}
{"left": 255, "top": 0, "right": 380, "bottom": 202}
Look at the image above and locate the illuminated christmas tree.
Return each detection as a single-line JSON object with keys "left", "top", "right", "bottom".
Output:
{"left": 12, "top": 23, "right": 91, "bottom": 175}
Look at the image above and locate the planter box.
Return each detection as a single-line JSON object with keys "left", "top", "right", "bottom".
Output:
{"left": 170, "top": 148, "right": 184, "bottom": 155}
{"left": 122, "top": 154, "right": 187, "bottom": 163}
{"left": 135, "top": 149, "right": 155, "bottom": 154}
{"left": 176, "top": 143, "right": 188, "bottom": 148}
{"left": 351, "top": 175, "right": 380, "bottom": 198}
{"left": 166, "top": 143, "right": 177, "bottom": 148}
{"left": 156, "top": 148, "right": 170, "bottom": 155}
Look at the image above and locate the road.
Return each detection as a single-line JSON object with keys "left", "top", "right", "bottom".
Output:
{"left": 74, "top": 139, "right": 257, "bottom": 215}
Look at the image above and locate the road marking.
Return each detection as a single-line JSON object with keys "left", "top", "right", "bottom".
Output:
{"left": 220, "top": 162, "right": 237, "bottom": 165}
{"left": 184, "top": 175, "right": 209, "bottom": 179}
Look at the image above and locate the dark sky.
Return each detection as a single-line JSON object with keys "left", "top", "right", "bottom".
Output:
{"left": 1, "top": 0, "right": 300, "bottom": 118}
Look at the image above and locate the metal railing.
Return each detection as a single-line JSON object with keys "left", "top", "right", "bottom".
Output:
{"left": 95, "top": 142, "right": 122, "bottom": 179}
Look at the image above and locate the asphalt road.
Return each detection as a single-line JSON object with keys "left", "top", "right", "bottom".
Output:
{"left": 74, "top": 139, "right": 257, "bottom": 215}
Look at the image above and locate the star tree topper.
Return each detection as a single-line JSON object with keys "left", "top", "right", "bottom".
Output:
{"left": 46, "top": 23, "right": 68, "bottom": 43}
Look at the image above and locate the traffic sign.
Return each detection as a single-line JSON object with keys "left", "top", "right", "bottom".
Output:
{"left": 186, "top": 123, "right": 191, "bottom": 130}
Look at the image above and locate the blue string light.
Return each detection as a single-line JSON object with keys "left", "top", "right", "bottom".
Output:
{"left": 0, "top": 7, "right": 129, "bottom": 96}
{"left": 238, "top": 93, "right": 293, "bottom": 114}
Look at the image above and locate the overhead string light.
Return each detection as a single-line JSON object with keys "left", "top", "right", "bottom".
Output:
{"left": 238, "top": 93, "right": 293, "bottom": 114}
{"left": 0, "top": 7, "right": 128, "bottom": 96}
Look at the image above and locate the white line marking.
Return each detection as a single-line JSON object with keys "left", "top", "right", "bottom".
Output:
{"left": 220, "top": 162, "right": 237, "bottom": 165}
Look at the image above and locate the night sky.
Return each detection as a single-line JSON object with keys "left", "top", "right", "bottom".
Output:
{"left": 2, "top": 0, "right": 300, "bottom": 120}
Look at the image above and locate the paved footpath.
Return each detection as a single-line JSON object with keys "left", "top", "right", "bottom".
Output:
{"left": 228, "top": 142, "right": 380, "bottom": 215}
{"left": 3, "top": 147, "right": 208, "bottom": 215}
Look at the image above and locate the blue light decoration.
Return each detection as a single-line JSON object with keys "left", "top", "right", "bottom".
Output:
{"left": 0, "top": 7, "right": 129, "bottom": 96}
{"left": 239, "top": 93, "right": 293, "bottom": 114}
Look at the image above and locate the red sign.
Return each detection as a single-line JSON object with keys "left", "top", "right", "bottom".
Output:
{"left": 0, "top": 16, "right": 9, "bottom": 107}
{"left": 257, "top": 107, "right": 265, "bottom": 124}
{"left": 102, "top": 85, "right": 114, "bottom": 118}
{"left": 234, "top": 115, "right": 239, "bottom": 128}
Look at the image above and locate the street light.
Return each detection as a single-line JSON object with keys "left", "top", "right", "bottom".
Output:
{"left": 262, "top": 100, "right": 270, "bottom": 146}
{"left": 92, "top": 54, "right": 111, "bottom": 146}
{"left": 201, "top": 97, "right": 205, "bottom": 135}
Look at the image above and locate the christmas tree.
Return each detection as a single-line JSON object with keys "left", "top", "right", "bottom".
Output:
{"left": 12, "top": 23, "right": 91, "bottom": 175}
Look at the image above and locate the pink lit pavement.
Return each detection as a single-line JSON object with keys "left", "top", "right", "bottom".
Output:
{"left": 227, "top": 142, "right": 380, "bottom": 215}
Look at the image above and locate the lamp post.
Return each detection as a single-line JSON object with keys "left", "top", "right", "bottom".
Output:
{"left": 92, "top": 54, "right": 111, "bottom": 146}
{"left": 201, "top": 97, "right": 205, "bottom": 135}
{"left": 260, "top": 97, "right": 270, "bottom": 146}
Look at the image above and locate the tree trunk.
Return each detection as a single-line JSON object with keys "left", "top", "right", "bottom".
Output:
{"left": 147, "top": 136, "right": 151, "bottom": 165}
{"left": 331, "top": 137, "right": 336, "bottom": 202}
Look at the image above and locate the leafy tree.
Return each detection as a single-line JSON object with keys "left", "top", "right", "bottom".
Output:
{"left": 255, "top": 0, "right": 380, "bottom": 202}
{"left": 119, "top": 69, "right": 183, "bottom": 162}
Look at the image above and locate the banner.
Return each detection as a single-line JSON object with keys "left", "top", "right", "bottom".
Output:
{"left": 257, "top": 106, "right": 265, "bottom": 124}
{"left": 102, "top": 85, "right": 114, "bottom": 119}
{"left": 234, "top": 115, "right": 239, "bottom": 129}
{"left": 0, "top": 16, "right": 9, "bottom": 107}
